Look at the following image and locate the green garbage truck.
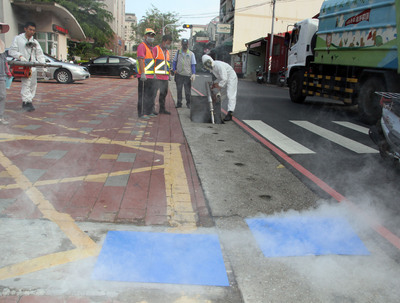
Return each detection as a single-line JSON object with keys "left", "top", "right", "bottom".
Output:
{"left": 286, "top": 0, "right": 400, "bottom": 124}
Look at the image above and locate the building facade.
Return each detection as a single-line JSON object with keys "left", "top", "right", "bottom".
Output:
{"left": 206, "top": 17, "right": 220, "bottom": 46}
{"left": 124, "top": 13, "right": 137, "bottom": 53}
{"left": 102, "top": 0, "right": 126, "bottom": 55}
{"left": 220, "top": 0, "right": 324, "bottom": 55}
{"left": 217, "top": 0, "right": 324, "bottom": 78}
{"left": 0, "top": 0, "right": 86, "bottom": 61}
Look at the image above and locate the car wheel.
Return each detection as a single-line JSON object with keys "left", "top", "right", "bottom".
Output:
{"left": 119, "top": 69, "right": 130, "bottom": 79}
{"left": 55, "top": 69, "right": 72, "bottom": 84}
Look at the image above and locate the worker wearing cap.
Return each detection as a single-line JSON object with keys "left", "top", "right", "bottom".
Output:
{"left": 9, "top": 21, "right": 45, "bottom": 112}
{"left": 153, "top": 34, "right": 172, "bottom": 115}
{"left": 172, "top": 38, "right": 196, "bottom": 108}
{"left": 0, "top": 22, "right": 12, "bottom": 125}
{"left": 137, "top": 28, "right": 157, "bottom": 118}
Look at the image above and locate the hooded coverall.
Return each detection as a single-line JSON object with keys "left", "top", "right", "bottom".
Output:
{"left": 9, "top": 33, "right": 45, "bottom": 104}
{"left": 207, "top": 57, "right": 238, "bottom": 112}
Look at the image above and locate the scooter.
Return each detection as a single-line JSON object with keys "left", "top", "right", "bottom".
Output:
{"left": 369, "top": 92, "right": 400, "bottom": 165}
{"left": 277, "top": 67, "right": 286, "bottom": 87}
{"left": 256, "top": 66, "right": 265, "bottom": 84}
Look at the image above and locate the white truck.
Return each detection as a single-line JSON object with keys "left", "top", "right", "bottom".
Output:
{"left": 286, "top": 0, "right": 400, "bottom": 124}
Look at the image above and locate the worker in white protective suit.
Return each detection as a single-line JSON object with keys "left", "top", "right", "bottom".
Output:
{"left": 9, "top": 21, "right": 45, "bottom": 112}
{"left": 202, "top": 54, "right": 238, "bottom": 121}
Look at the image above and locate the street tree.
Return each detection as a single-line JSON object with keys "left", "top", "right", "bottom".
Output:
{"left": 131, "top": 6, "right": 182, "bottom": 45}
{"left": 192, "top": 31, "right": 210, "bottom": 71}
{"left": 40, "top": 0, "right": 114, "bottom": 47}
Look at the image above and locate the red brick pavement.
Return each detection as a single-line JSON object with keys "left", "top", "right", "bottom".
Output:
{"left": 0, "top": 76, "right": 210, "bottom": 226}
{"left": 0, "top": 76, "right": 212, "bottom": 302}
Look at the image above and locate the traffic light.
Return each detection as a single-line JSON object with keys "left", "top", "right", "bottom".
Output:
{"left": 182, "top": 24, "right": 193, "bottom": 29}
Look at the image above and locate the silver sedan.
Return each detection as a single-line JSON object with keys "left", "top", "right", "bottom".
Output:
{"left": 37, "top": 53, "right": 90, "bottom": 84}
{"left": 7, "top": 50, "right": 90, "bottom": 84}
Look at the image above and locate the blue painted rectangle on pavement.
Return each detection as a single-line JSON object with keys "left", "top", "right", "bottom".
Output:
{"left": 246, "top": 216, "right": 370, "bottom": 257}
{"left": 91, "top": 231, "right": 229, "bottom": 286}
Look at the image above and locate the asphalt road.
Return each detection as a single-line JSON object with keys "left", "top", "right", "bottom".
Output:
{"left": 194, "top": 74, "right": 400, "bottom": 237}
{"left": 177, "top": 75, "right": 400, "bottom": 302}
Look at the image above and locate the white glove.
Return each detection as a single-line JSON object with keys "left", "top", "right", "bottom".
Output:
{"left": 190, "top": 74, "right": 196, "bottom": 82}
{"left": 140, "top": 73, "right": 147, "bottom": 81}
{"left": 19, "top": 56, "right": 27, "bottom": 62}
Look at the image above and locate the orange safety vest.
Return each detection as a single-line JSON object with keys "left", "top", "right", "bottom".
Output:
{"left": 137, "top": 42, "right": 154, "bottom": 75}
{"left": 154, "top": 45, "right": 170, "bottom": 75}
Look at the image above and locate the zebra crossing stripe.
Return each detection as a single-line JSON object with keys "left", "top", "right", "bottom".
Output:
{"left": 243, "top": 120, "right": 315, "bottom": 155}
{"left": 333, "top": 121, "right": 370, "bottom": 135}
{"left": 290, "top": 121, "right": 378, "bottom": 154}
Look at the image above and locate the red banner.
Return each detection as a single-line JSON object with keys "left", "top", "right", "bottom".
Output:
{"left": 345, "top": 9, "right": 371, "bottom": 26}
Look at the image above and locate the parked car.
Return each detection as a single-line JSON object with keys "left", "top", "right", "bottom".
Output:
{"left": 80, "top": 55, "right": 136, "bottom": 79}
{"left": 6, "top": 50, "right": 90, "bottom": 84}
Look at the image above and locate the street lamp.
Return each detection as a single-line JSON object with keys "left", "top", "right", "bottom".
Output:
{"left": 163, "top": 23, "right": 177, "bottom": 35}
{"left": 267, "top": 0, "right": 276, "bottom": 84}
{"left": 161, "top": 14, "right": 178, "bottom": 35}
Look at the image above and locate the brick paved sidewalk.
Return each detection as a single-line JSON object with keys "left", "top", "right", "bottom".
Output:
{"left": 0, "top": 77, "right": 213, "bottom": 302}
{"left": 0, "top": 76, "right": 209, "bottom": 227}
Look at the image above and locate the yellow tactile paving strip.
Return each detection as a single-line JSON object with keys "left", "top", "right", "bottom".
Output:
{"left": 0, "top": 149, "right": 99, "bottom": 279}
{"left": 0, "top": 78, "right": 201, "bottom": 279}
{"left": 0, "top": 129, "right": 197, "bottom": 279}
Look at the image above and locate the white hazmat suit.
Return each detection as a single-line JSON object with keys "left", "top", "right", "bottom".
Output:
{"left": 202, "top": 55, "right": 238, "bottom": 113}
{"left": 9, "top": 33, "right": 45, "bottom": 106}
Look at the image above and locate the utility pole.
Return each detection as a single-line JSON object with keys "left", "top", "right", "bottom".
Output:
{"left": 267, "top": 0, "right": 276, "bottom": 83}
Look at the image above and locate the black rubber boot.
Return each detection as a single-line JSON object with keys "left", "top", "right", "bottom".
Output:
{"left": 26, "top": 103, "right": 35, "bottom": 112}
{"left": 159, "top": 107, "right": 171, "bottom": 115}
{"left": 223, "top": 111, "right": 233, "bottom": 121}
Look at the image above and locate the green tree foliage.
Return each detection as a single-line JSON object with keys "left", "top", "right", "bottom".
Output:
{"left": 192, "top": 31, "right": 209, "bottom": 71}
{"left": 132, "top": 6, "right": 182, "bottom": 46}
{"left": 38, "top": 0, "right": 114, "bottom": 46}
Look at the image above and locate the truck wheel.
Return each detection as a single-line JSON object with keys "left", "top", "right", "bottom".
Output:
{"left": 358, "top": 77, "right": 385, "bottom": 125}
{"left": 289, "top": 71, "right": 306, "bottom": 103}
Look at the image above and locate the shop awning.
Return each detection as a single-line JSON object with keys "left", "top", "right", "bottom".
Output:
{"left": 245, "top": 36, "right": 268, "bottom": 48}
{"left": 230, "top": 49, "right": 246, "bottom": 55}
{"left": 11, "top": 1, "right": 86, "bottom": 41}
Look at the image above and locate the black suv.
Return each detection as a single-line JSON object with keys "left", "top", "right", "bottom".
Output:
{"left": 81, "top": 55, "right": 136, "bottom": 79}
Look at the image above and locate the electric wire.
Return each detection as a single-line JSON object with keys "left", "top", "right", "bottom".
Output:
{"left": 178, "top": 0, "right": 296, "bottom": 20}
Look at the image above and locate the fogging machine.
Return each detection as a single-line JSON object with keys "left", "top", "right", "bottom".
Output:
{"left": 8, "top": 60, "right": 58, "bottom": 78}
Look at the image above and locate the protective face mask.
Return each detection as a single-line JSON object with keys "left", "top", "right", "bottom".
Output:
{"left": 165, "top": 44, "right": 171, "bottom": 49}
{"left": 147, "top": 37, "right": 155, "bottom": 43}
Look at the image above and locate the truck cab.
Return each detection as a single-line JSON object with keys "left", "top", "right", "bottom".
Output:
{"left": 285, "top": 0, "right": 400, "bottom": 124}
{"left": 286, "top": 18, "right": 319, "bottom": 80}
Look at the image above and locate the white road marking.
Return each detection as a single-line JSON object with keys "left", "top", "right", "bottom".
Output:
{"left": 290, "top": 120, "right": 378, "bottom": 154}
{"left": 243, "top": 120, "right": 315, "bottom": 154}
{"left": 333, "top": 121, "right": 370, "bottom": 135}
